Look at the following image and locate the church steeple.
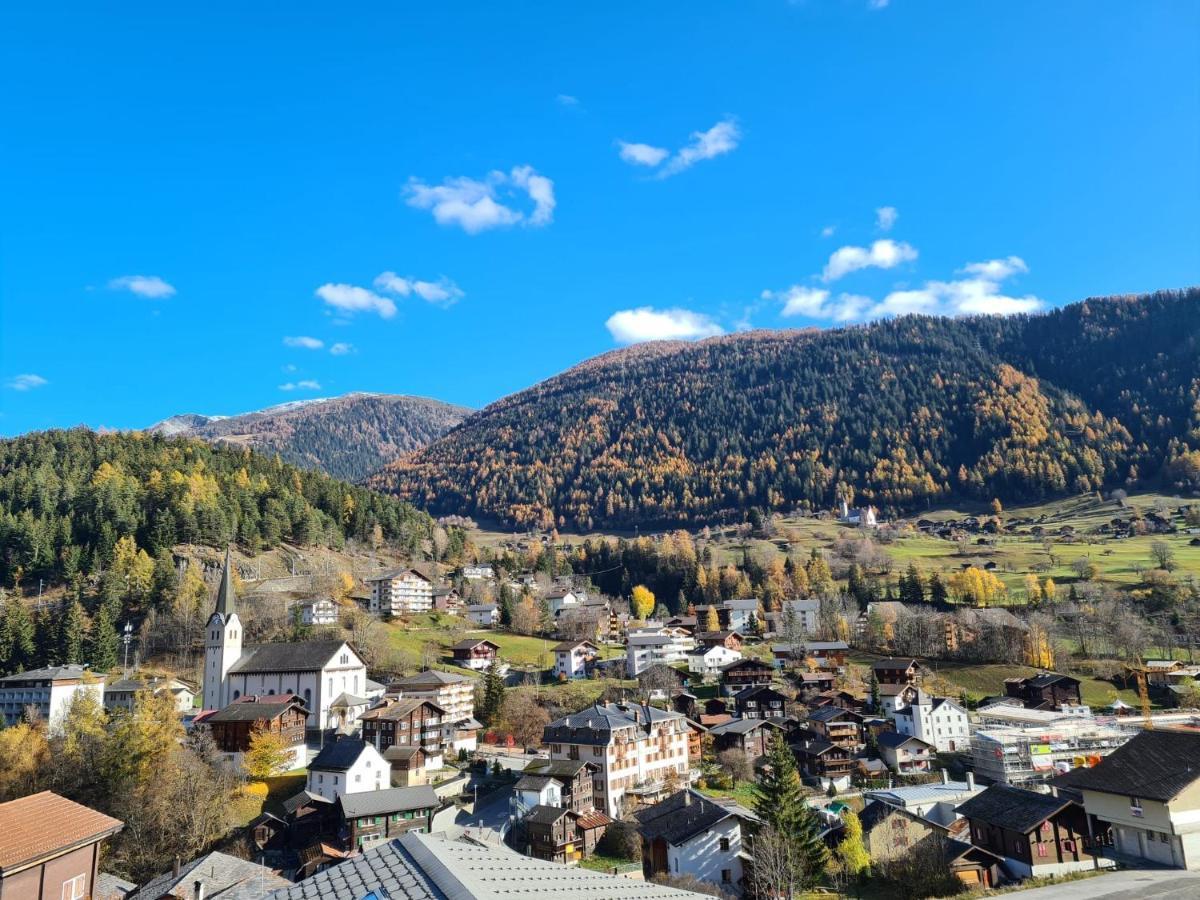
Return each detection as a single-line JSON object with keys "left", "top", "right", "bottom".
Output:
{"left": 215, "top": 546, "right": 237, "bottom": 617}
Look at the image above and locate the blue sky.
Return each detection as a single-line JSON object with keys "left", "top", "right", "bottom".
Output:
{"left": 2, "top": 1, "right": 1198, "bottom": 435}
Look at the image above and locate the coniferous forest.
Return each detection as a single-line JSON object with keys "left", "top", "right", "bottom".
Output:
{"left": 372, "top": 290, "right": 1200, "bottom": 529}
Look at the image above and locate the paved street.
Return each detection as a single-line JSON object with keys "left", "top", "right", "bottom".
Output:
{"left": 1007, "top": 868, "right": 1200, "bottom": 898}
{"left": 453, "top": 785, "right": 514, "bottom": 845}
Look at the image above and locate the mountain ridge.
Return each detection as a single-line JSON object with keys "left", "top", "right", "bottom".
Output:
{"left": 368, "top": 289, "right": 1200, "bottom": 529}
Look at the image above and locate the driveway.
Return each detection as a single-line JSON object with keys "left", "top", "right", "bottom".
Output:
{"left": 1006, "top": 868, "right": 1200, "bottom": 898}
{"left": 454, "top": 784, "right": 514, "bottom": 845}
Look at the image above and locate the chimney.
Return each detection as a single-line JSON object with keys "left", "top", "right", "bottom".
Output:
{"left": 1049, "top": 785, "right": 1059, "bottom": 798}
{"left": 941, "top": 768, "right": 949, "bottom": 785}
{"left": 194, "top": 882, "right": 205, "bottom": 900}
{"left": 174, "top": 858, "right": 181, "bottom": 879}
{"left": 683, "top": 791, "right": 691, "bottom": 806}
{"left": 966, "top": 771, "right": 976, "bottom": 791}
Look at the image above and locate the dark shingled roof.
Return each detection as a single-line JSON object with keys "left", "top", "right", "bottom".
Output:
{"left": 1025, "top": 672, "right": 1080, "bottom": 689}
{"left": 389, "top": 669, "right": 472, "bottom": 688}
{"left": 871, "top": 657, "right": 919, "bottom": 670}
{"left": 281, "top": 790, "right": 332, "bottom": 815}
{"left": 956, "top": 784, "right": 1076, "bottom": 833}
{"left": 338, "top": 786, "right": 439, "bottom": 819}
{"left": 543, "top": 703, "right": 683, "bottom": 747}
{"left": 523, "top": 758, "right": 593, "bottom": 779}
{"left": 449, "top": 639, "right": 500, "bottom": 652}
{"left": 876, "top": 731, "right": 931, "bottom": 750}
{"left": 309, "top": 737, "right": 373, "bottom": 772}
{"left": 524, "top": 805, "right": 573, "bottom": 826}
{"left": 1060, "top": 729, "right": 1200, "bottom": 802}
{"left": 206, "top": 695, "right": 309, "bottom": 723}
{"left": 229, "top": 639, "right": 353, "bottom": 674}
{"left": 633, "top": 790, "right": 737, "bottom": 846}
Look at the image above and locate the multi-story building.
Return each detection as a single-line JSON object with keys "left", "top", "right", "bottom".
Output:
{"left": 449, "top": 639, "right": 500, "bottom": 672}
{"left": 459, "top": 563, "right": 494, "bottom": 581}
{"left": 687, "top": 645, "right": 741, "bottom": 679}
{"left": 553, "top": 640, "right": 600, "bottom": 679}
{"left": 297, "top": 597, "right": 339, "bottom": 626}
{"left": 805, "top": 706, "right": 864, "bottom": 751}
{"left": 306, "top": 736, "right": 390, "bottom": 801}
{"left": 722, "top": 598, "right": 761, "bottom": 634}
{"left": 734, "top": 685, "right": 788, "bottom": 720}
{"left": 359, "top": 697, "right": 447, "bottom": 769}
{"left": 465, "top": 604, "right": 499, "bottom": 627}
{"left": 970, "top": 719, "right": 1132, "bottom": 786}
{"left": 635, "top": 790, "right": 751, "bottom": 893}
{"left": 336, "top": 785, "right": 439, "bottom": 853}
{"left": 543, "top": 703, "right": 690, "bottom": 815}
{"left": 877, "top": 732, "right": 934, "bottom": 774}
{"left": 365, "top": 568, "right": 433, "bottom": 617}
{"left": 103, "top": 675, "right": 195, "bottom": 714}
{"left": 719, "top": 658, "right": 775, "bottom": 696}
{"left": 893, "top": 691, "right": 971, "bottom": 752}
{"left": 0, "top": 664, "right": 105, "bottom": 732}
{"left": 520, "top": 759, "right": 596, "bottom": 813}
{"left": 626, "top": 632, "right": 688, "bottom": 677}
{"left": 206, "top": 693, "right": 309, "bottom": 768}
{"left": 387, "top": 669, "right": 475, "bottom": 744}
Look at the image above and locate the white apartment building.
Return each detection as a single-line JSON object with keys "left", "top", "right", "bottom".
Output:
{"left": 626, "top": 629, "right": 692, "bottom": 677}
{"left": 460, "top": 563, "right": 494, "bottom": 581}
{"left": 634, "top": 790, "right": 751, "bottom": 892}
{"left": 893, "top": 691, "right": 970, "bottom": 752}
{"left": 306, "top": 736, "right": 389, "bottom": 801}
{"left": 687, "top": 645, "right": 742, "bottom": 679}
{"left": 465, "top": 604, "right": 499, "bottom": 627}
{"left": 366, "top": 568, "right": 433, "bottom": 616}
{"left": 386, "top": 668, "right": 480, "bottom": 751}
{"left": 722, "top": 598, "right": 762, "bottom": 634}
{"left": 298, "top": 597, "right": 339, "bottom": 626}
{"left": 553, "top": 640, "right": 599, "bottom": 679}
{"left": 0, "top": 664, "right": 106, "bottom": 732}
{"left": 543, "top": 703, "right": 690, "bottom": 815}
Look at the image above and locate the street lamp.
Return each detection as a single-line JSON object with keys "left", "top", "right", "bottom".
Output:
{"left": 122, "top": 621, "right": 134, "bottom": 678}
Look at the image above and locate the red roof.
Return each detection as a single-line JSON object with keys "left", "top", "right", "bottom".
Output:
{"left": 0, "top": 792, "right": 123, "bottom": 872}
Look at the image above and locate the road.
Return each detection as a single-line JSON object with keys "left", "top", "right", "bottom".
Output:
{"left": 453, "top": 784, "right": 514, "bottom": 845}
{"left": 1007, "top": 868, "right": 1200, "bottom": 898}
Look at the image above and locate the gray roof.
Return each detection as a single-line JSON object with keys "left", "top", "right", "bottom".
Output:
{"left": 515, "top": 775, "right": 557, "bottom": 793}
{"left": 365, "top": 568, "right": 432, "bottom": 583}
{"left": 0, "top": 664, "right": 101, "bottom": 683}
{"left": 876, "top": 731, "right": 931, "bottom": 750}
{"left": 524, "top": 804, "right": 572, "bottom": 826}
{"left": 1060, "top": 730, "right": 1200, "bottom": 802}
{"left": 708, "top": 717, "right": 783, "bottom": 736}
{"left": 127, "top": 851, "right": 290, "bottom": 900}
{"left": 723, "top": 598, "right": 761, "bottom": 611}
{"left": 338, "top": 786, "right": 440, "bottom": 818}
{"left": 627, "top": 633, "right": 673, "bottom": 646}
{"left": 207, "top": 695, "right": 309, "bottom": 723}
{"left": 957, "top": 784, "right": 1076, "bottom": 833}
{"left": 543, "top": 703, "right": 684, "bottom": 747}
{"left": 229, "top": 640, "right": 353, "bottom": 675}
{"left": 391, "top": 669, "right": 472, "bottom": 688}
{"left": 264, "top": 831, "right": 704, "bottom": 900}
{"left": 94, "top": 873, "right": 136, "bottom": 900}
{"left": 310, "top": 737, "right": 373, "bottom": 772}
{"left": 281, "top": 790, "right": 333, "bottom": 815}
{"left": 634, "top": 790, "right": 740, "bottom": 846}
{"left": 214, "top": 547, "right": 237, "bottom": 618}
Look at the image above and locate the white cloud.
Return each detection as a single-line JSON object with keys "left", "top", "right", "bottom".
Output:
{"left": 279, "top": 380, "right": 321, "bottom": 392}
{"left": 404, "top": 166, "right": 555, "bottom": 234}
{"left": 6, "top": 373, "right": 48, "bottom": 391}
{"left": 821, "top": 225, "right": 836, "bottom": 238}
{"left": 373, "top": 272, "right": 464, "bottom": 307}
{"left": 605, "top": 307, "right": 725, "bottom": 344}
{"left": 658, "top": 119, "right": 741, "bottom": 178}
{"left": 875, "top": 205, "right": 898, "bottom": 231}
{"left": 556, "top": 94, "right": 579, "bottom": 107}
{"left": 617, "top": 141, "right": 670, "bottom": 167}
{"left": 934, "top": 277, "right": 1043, "bottom": 316}
{"left": 959, "top": 256, "right": 1028, "bottom": 281}
{"left": 315, "top": 283, "right": 397, "bottom": 319}
{"left": 329, "top": 342, "right": 354, "bottom": 356}
{"left": 872, "top": 288, "right": 939, "bottom": 317}
{"left": 283, "top": 336, "right": 324, "bottom": 350}
{"left": 822, "top": 239, "right": 918, "bottom": 281}
{"left": 108, "top": 275, "right": 176, "bottom": 299}
{"left": 772, "top": 287, "right": 870, "bottom": 322}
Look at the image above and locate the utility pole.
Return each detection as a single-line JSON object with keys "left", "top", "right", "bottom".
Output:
{"left": 122, "top": 621, "right": 134, "bottom": 678}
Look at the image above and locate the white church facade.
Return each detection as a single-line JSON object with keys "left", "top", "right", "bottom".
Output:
{"left": 203, "top": 550, "right": 369, "bottom": 731}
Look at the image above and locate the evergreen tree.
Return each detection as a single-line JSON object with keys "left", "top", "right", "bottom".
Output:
{"left": 869, "top": 670, "right": 881, "bottom": 713}
{"left": 33, "top": 607, "right": 58, "bottom": 668}
{"left": 88, "top": 605, "right": 120, "bottom": 673}
{"left": 752, "top": 733, "right": 829, "bottom": 880}
{"left": 0, "top": 600, "right": 36, "bottom": 675}
{"left": 59, "top": 600, "right": 88, "bottom": 665}
{"left": 899, "top": 562, "right": 925, "bottom": 604}
{"left": 927, "top": 571, "right": 948, "bottom": 606}
{"left": 480, "top": 659, "right": 506, "bottom": 726}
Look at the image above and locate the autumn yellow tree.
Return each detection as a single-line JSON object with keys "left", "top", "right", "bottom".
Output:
{"left": 631, "top": 585, "right": 655, "bottom": 621}
{"left": 705, "top": 604, "right": 721, "bottom": 632}
{"left": 0, "top": 723, "right": 49, "bottom": 801}
{"left": 244, "top": 726, "right": 292, "bottom": 780}
{"left": 1042, "top": 578, "right": 1057, "bottom": 602}
{"left": 1023, "top": 574, "right": 1042, "bottom": 604}
{"left": 947, "top": 566, "right": 1006, "bottom": 607}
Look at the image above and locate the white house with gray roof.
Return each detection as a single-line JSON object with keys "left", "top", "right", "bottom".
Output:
{"left": 203, "top": 550, "right": 368, "bottom": 729}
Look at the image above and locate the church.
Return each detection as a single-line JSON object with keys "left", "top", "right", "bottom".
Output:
{"left": 202, "top": 550, "right": 371, "bottom": 731}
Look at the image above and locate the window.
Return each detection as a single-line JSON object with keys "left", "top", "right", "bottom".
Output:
{"left": 1036, "top": 842, "right": 1047, "bottom": 858}
{"left": 1130, "top": 796, "right": 1144, "bottom": 818}
{"left": 355, "top": 774, "right": 362, "bottom": 783}
{"left": 721, "top": 869, "right": 732, "bottom": 884}
{"left": 720, "top": 837, "right": 730, "bottom": 852}
{"left": 62, "top": 875, "right": 86, "bottom": 900}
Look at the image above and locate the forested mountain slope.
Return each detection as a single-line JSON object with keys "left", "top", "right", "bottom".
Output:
{"left": 371, "top": 289, "right": 1200, "bottom": 529}
{"left": 0, "top": 429, "right": 438, "bottom": 587}
{"left": 149, "top": 392, "right": 470, "bottom": 482}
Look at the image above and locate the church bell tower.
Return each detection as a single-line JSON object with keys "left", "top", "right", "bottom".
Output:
{"left": 202, "top": 547, "right": 243, "bottom": 710}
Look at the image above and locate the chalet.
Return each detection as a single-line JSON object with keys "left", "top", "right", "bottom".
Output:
{"left": 803, "top": 641, "right": 850, "bottom": 670}
{"left": 521, "top": 758, "right": 597, "bottom": 813}
{"left": 858, "top": 800, "right": 950, "bottom": 865}
{"left": 810, "top": 689, "right": 867, "bottom": 714}
{"left": 719, "top": 657, "right": 775, "bottom": 696}
{"left": 876, "top": 732, "right": 934, "bottom": 775}
{"left": 280, "top": 790, "right": 336, "bottom": 847}
{"left": 671, "top": 691, "right": 699, "bottom": 720}
{"left": 708, "top": 717, "right": 783, "bottom": 759}
{"left": 944, "top": 840, "right": 1007, "bottom": 891}
{"left": 0, "top": 793, "right": 123, "bottom": 900}
{"left": 431, "top": 587, "right": 461, "bottom": 613}
{"left": 634, "top": 790, "right": 751, "bottom": 892}
{"left": 553, "top": 640, "right": 599, "bottom": 680}
{"left": 206, "top": 693, "right": 309, "bottom": 766}
{"left": 359, "top": 697, "right": 447, "bottom": 767}
{"left": 734, "top": 685, "right": 788, "bottom": 720}
{"left": 1004, "top": 673, "right": 1083, "bottom": 710}
{"left": 1064, "top": 729, "right": 1200, "bottom": 869}
{"left": 460, "top": 563, "right": 494, "bottom": 581}
{"left": 297, "top": 597, "right": 339, "bottom": 626}
{"left": 795, "top": 671, "right": 836, "bottom": 695}
{"left": 697, "top": 631, "right": 744, "bottom": 652}
{"left": 957, "top": 784, "right": 1111, "bottom": 879}
{"left": 124, "top": 851, "right": 289, "bottom": 900}
{"left": 791, "top": 731, "right": 854, "bottom": 783}
{"left": 694, "top": 605, "right": 730, "bottom": 631}
{"left": 664, "top": 615, "right": 698, "bottom": 634}
{"left": 464, "top": 604, "right": 499, "bottom": 628}
{"left": 684, "top": 719, "right": 707, "bottom": 764}
{"left": 336, "top": 785, "right": 439, "bottom": 852}
{"left": 449, "top": 638, "right": 500, "bottom": 671}
{"left": 871, "top": 657, "right": 925, "bottom": 686}
{"left": 804, "top": 706, "right": 865, "bottom": 751}
{"left": 383, "top": 744, "right": 428, "bottom": 786}
{"left": 522, "top": 806, "right": 611, "bottom": 864}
